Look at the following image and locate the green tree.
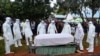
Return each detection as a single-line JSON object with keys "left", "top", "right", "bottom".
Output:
{"left": 57, "top": 0, "right": 100, "bottom": 20}
{"left": 0, "top": 0, "right": 52, "bottom": 20}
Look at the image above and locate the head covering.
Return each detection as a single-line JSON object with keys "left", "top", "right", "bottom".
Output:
{"left": 41, "top": 20, "right": 44, "bottom": 23}
{"left": 63, "top": 20, "right": 66, "bottom": 22}
{"left": 16, "top": 19, "right": 19, "bottom": 21}
{"left": 66, "top": 13, "right": 73, "bottom": 22}
{"left": 6, "top": 17, "right": 11, "bottom": 21}
{"left": 5, "top": 17, "right": 11, "bottom": 23}
{"left": 25, "top": 19, "right": 30, "bottom": 25}
{"left": 51, "top": 20, "right": 54, "bottom": 23}
{"left": 88, "top": 21, "right": 93, "bottom": 26}
{"left": 26, "top": 19, "right": 29, "bottom": 22}
{"left": 16, "top": 19, "right": 20, "bottom": 23}
{"left": 63, "top": 20, "right": 69, "bottom": 23}
{"left": 88, "top": 21, "right": 93, "bottom": 24}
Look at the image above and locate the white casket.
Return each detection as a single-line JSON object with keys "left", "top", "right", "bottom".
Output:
{"left": 29, "top": 34, "right": 76, "bottom": 55}
{"left": 33, "top": 34, "right": 74, "bottom": 46}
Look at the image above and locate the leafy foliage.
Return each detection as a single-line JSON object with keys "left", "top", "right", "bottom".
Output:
{"left": 0, "top": 0, "right": 100, "bottom": 20}
{"left": 0, "top": 0, "right": 52, "bottom": 20}
{"left": 57, "top": 0, "right": 100, "bottom": 20}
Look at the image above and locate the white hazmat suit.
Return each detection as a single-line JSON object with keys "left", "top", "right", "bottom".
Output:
{"left": 48, "top": 21, "right": 57, "bottom": 34}
{"left": 86, "top": 21, "right": 96, "bottom": 52}
{"left": 3, "top": 17, "right": 14, "bottom": 54}
{"left": 37, "top": 20, "right": 46, "bottom": 34}
{"left": 24, "top": 19, "right": 33, "bottom": 45}
{"left": 74, "top": 22, "right": 84, "bottom": 50}
{"left": 13, "top": 19, "right": 22, "bottom": 47}
{"left": 61, "top": 20, "right": 71, "bottom": 34}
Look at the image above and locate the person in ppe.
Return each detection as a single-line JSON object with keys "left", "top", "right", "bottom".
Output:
{"left": 13, "top": 19, "right": 22, "bottom": 47}
{"left": 74, "top": 22, "right": 84, "bottom": 53}
{"left": 37, "top": 20, "right": 46, "bottom": 34}
{"left": 24, "top": 19, "right": 33, "bottom": 45}
{"left": 47, "top": 20, "right": 57, "bottom": 34}
{"left": 2, "top": 17, "right": 14, "bottom": 54}
{"left": 61, "top": 20, "right": 71, "bottom": 34}
{"left": 86, "top": 21, "right": 96, "bottom": 52}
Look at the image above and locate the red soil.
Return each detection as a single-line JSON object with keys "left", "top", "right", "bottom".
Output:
{"left": 5, "top": 46, "right": 100, "bottom": 56}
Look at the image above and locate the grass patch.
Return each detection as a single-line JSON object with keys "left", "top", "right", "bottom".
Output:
{"left": 0, "top": 33, "right": 3, "bottom": 36}
{"left": 0, "top": 34, "right": 100, "bottom": 56}
{"left": 0, "top": 39, "right": 28, "bottom": 56}
{"left": 0, "top": 40, "right": 5, "bottom": 56}
{"left": 83, "top": 34, "right": 89, "bottom": 48}
{"left": 11, "top": 39, "right": 28, "bottom": 53}
{"left": 83, "top": 34, "right": 100, "bottom": 48}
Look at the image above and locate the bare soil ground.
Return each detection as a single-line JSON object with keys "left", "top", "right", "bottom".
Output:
{"left": 5, "top": 46, "right": 100, "bottom": 56}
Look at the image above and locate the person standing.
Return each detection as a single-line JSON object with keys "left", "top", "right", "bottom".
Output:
{"left": 37, "top": 20, "right": 46, "bottom": 34}
{"left": 61, "top": 20, "right": 71, "bottom": 34}
{"left": 2, "top": 17, "right": 14, "bottom": 54}
{"left": 47, "top": 20, "right": 57, "bottom": 34}
{"left": 74, "top": 22, "right": 84, "bottom": 53}
{"left": 13, "top": 19, "right": 22, "bottom": 47}
{"left": 24, "top": 19, "right": 33, "bottom": 45}
{"left": 86, "top": 21, "right": 96, "bottom": 52}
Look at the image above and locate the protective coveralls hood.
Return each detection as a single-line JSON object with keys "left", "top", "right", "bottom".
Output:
{"left": 24, "top": 19, "right": 33, "bottom": 45}
{"left": 13, "top": 19, "right": 22, "bottom": 47}
{"left": 74, "top": 22, "right": 84, "bottom": 50}
{"left": 48, "top": 20, "right": 57, "bottom": 34}
{"left": 37, "top": 20, "right": 46, "bottom": 34}
{"left": 5, "top": 17, "right": 11, "bottom": 24}
{"left": 86, "top": 21, "right": 96, "bottom": 52}
{"left": 3, "top": 17, "right": 14, "bottom": 54}
{"left": 16, "top": 19, "right": 20, "bottom": 24}
{"left": 61, "top": 20, "right": 71, "bottom": 34}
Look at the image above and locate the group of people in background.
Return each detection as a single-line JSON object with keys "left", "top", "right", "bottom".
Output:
{"left": 2, "top": 17, "right": 33, "bottom": 54}
{"left": 2, "top": 16, "right": 97, "bottom": 54}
